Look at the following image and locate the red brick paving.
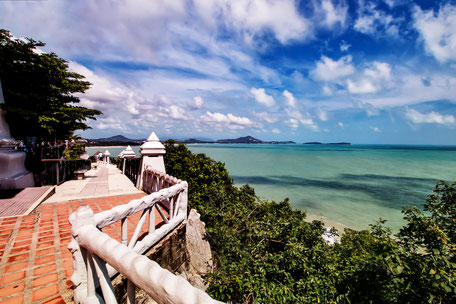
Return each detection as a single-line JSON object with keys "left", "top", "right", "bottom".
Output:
{"left": 0, "top": 193, "right": 159, "bottom": 303}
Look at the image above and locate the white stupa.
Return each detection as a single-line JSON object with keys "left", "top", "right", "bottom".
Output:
{"left": 139, "top": 132, "right": 165, "bottom": 155}
{"left": 123, "top": 145, "right": 136, "bottom": 158}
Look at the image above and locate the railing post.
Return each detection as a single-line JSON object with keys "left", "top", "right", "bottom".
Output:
{"left": 121, "top": 218, "right": 128, "bottom": 246}
{"left": 69, "top": 205, "right": 100, "bottom": 304}
{"left": 180, "top": 182, "right": 188, "bottom": 220}
{"left": 122, "top": 145, "right": 136, "bottom": 175}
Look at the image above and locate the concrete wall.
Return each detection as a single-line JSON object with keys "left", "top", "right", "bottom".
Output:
{"left": 146, "top": 223, "right": 188, "bottom": 273}
{"left": 113, "top": 224, "right": 189, "bottom": 303}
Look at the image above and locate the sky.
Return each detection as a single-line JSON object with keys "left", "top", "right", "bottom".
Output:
{"left": 1, "top": 0, "right": 456, "bottom": 144}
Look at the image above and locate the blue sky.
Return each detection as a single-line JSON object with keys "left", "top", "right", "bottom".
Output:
{"left": 1, "top": 0, "right": 456, "bottom": 144}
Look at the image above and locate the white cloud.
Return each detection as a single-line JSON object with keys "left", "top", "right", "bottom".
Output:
{"left": 354, "top": 2, "right": 402, "bottom": 38}
{"left": 363, "top": 72, "right": 456, "bottom": 107}
{"left": 364, "top": 62, "right": 391, "bottom": 81}
{"left": 69, "top": 62, "right": 129, "bottom": 106}
{"left": 317, "top": 108, "right": 328, "bottom": 121}
{"left": 285, "top": 109, "right": 319, "bottom": 130}
{"left": 272, "top": 128, "right": 280, "bottom": 134}
{"left": 318, "top": 0, "right": 348, "bottom": 28}
{"left": 193, "top": 0, "right": 311, "bottom": 44}
{"left": 251, "top": 88, "right": 276, "bottom": 107}
{"left": 413, "top": 4, "right": 456, "bottom": 63}
{"left": 355, "top": 101, "right": 381, "bottom": 116}
{"left": 222, "top": 0, "right": 311, "bottom": 44}
{"left": 291, "top": 70, "right": 305, "bottom": 83}
{"left": 383, "top": 0, "right": 397, "bottom": 8}
{"left": 96, "top": 117, "right": 128, "bottom": 131}
{"left": 405, "top": 109, "right": 455, "bottom": 125}
{"left": 370, "top": 126, "right": 381, "bottom": 132}
{"left": 354, "top": 14, "right": 376, "bottom": 34}
{"left": 161, "top": 105, "right": 190, "bottom": 120}
{"left": 340, "top": 40, "right": 351, "bottom": 51}
{"left": 285, "top": 118, "right": 299, "bottom": 129}
{"left": 346, "top": 61, "right": 392, "bottom": 94}
{"left": 322, "top": 85, "right": 333, "bottom": 95}
{"left": 311, "top": 55, "right": 355, "bottom": 82}
{"left": 200, "top": 111, "right": 259, "bottom": 130}
{"left": 338, "top": 122, "right": 344, "bottom": 128}
{"left": 193, "top": 96, "right": 204, "bottom": 109}
{"left": 253, "top": 111, "right": 279, "bottom": 123}
{"left": 283, "top": 90, "right": 297, "bottom": 107}
{"left": 347, "top": 79, "right": 378, "bottom": 94}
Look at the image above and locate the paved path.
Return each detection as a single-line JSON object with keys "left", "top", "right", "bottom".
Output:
{"left": 78, "top": 166, "right": 109, "bottom": 197}
{"left": 0, "top": 187, "right": 54, "bottom": 218}
{"left": 44, "top": 163, "right": 143, "bottom": 204}
{"left": 0, "top": 193, "right": 157, "bottom": 303}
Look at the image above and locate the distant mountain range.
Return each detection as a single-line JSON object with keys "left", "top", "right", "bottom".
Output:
{"left": 86, "top": 135, "right": 145, "bottom": 146}
{"left": 86, "top": 134, "right": 349, "bottom": 146}
{"left": 304, "top": 142, "right": 351, "bottom": 145}
{"left": 176, "top": 136, "right": 296, "bottom": 144}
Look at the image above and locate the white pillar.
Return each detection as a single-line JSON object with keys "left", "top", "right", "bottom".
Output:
{"left": 137, "top": 132, "right": 165, "bottom": 190}
{"left": 122, "top": 145, "right": 136, "bottom": 174}
{"left": 103, "top": 150, "right": 111, "bottom": 164}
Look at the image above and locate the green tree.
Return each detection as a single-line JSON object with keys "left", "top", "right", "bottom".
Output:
{"left": 0, "top": 29, "right": 102, "bottom": 141}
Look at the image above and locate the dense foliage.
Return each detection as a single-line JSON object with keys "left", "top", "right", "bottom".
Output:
{"left": 63, "top": 143, "right": 85, "bottom": 160}
{"left": 0, "top": 29, "right": 102, "bottom": 141}
{"left": 164, "top": 141, "right": 456, "bottom": 303}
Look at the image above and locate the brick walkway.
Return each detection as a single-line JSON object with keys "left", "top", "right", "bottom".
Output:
{"left": 0, "top": 193, "right": 152, "bottom": 303}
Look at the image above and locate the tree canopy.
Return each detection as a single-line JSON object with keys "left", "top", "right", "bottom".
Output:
{"left": 0, "top": 29, "right": 102, "bottom": 141}
{"left": 164, "top": 141, "right": 456, "bottom": 303}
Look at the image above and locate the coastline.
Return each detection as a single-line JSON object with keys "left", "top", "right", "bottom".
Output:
{"left": 305, "top": 213, "right": 350, "bottom": 233}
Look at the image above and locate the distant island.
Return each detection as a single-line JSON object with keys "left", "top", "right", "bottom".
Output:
{"left": 85, "top": 135, "right": 296, "bottom": 146}
{"left": 85, "top": 135, "right": 351, "bottom": 146}
{"left": 304, "top": 142, "right": 351, "bottom": 145}
{"left": 177, "top": 136, "right": 296, "bottom": 145}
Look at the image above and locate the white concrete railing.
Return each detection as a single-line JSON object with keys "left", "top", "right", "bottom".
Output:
{"left": 142, "top": 165, "right": 180, "bottom": 193}
{"left": 68, "top": 169, "right": 221, "bottom": 304}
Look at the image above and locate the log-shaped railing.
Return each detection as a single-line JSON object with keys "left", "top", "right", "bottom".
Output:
{"left": 69, "top": 168, "right": 222, "bottom": 304}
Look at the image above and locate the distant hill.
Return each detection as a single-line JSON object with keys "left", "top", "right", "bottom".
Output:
{"left": 176, "top": 135, "right": 295, "bottom": 144}
{"left": 86, "top": 135, "right": 144, "bottom": 146}
{"left": 175, "top": 138, "right": 208, "bottom": 144}
{"left": 215, "top": 136, "right": 295, "bottom": 144}
{"left": 217, "top": 136, "right": 263, "bottom": 144}
{"left": 304, "top": 142, "right": 351, "bottom": 145}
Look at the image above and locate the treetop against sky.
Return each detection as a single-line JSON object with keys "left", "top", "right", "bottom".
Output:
{"left": 1, "top": 0, "right": 455, "bottom": 144}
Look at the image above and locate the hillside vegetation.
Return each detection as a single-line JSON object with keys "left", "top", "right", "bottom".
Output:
{"left": 164, "top": 141, "right": 456, "bottom": 303}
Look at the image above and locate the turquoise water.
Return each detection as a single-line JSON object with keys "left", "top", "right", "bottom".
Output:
{"left": 86, "top": 146, "right": 141, "bottom": 158}
{"left": 87, "top": 144, "right": 456, "bottom": 231}
{"left": 187, "top": 144, "right": 456, "bottom": 231}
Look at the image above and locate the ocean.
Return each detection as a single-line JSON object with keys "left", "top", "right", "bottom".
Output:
{"left": 87, "top": 144, "right": 456, "bottom": 231}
